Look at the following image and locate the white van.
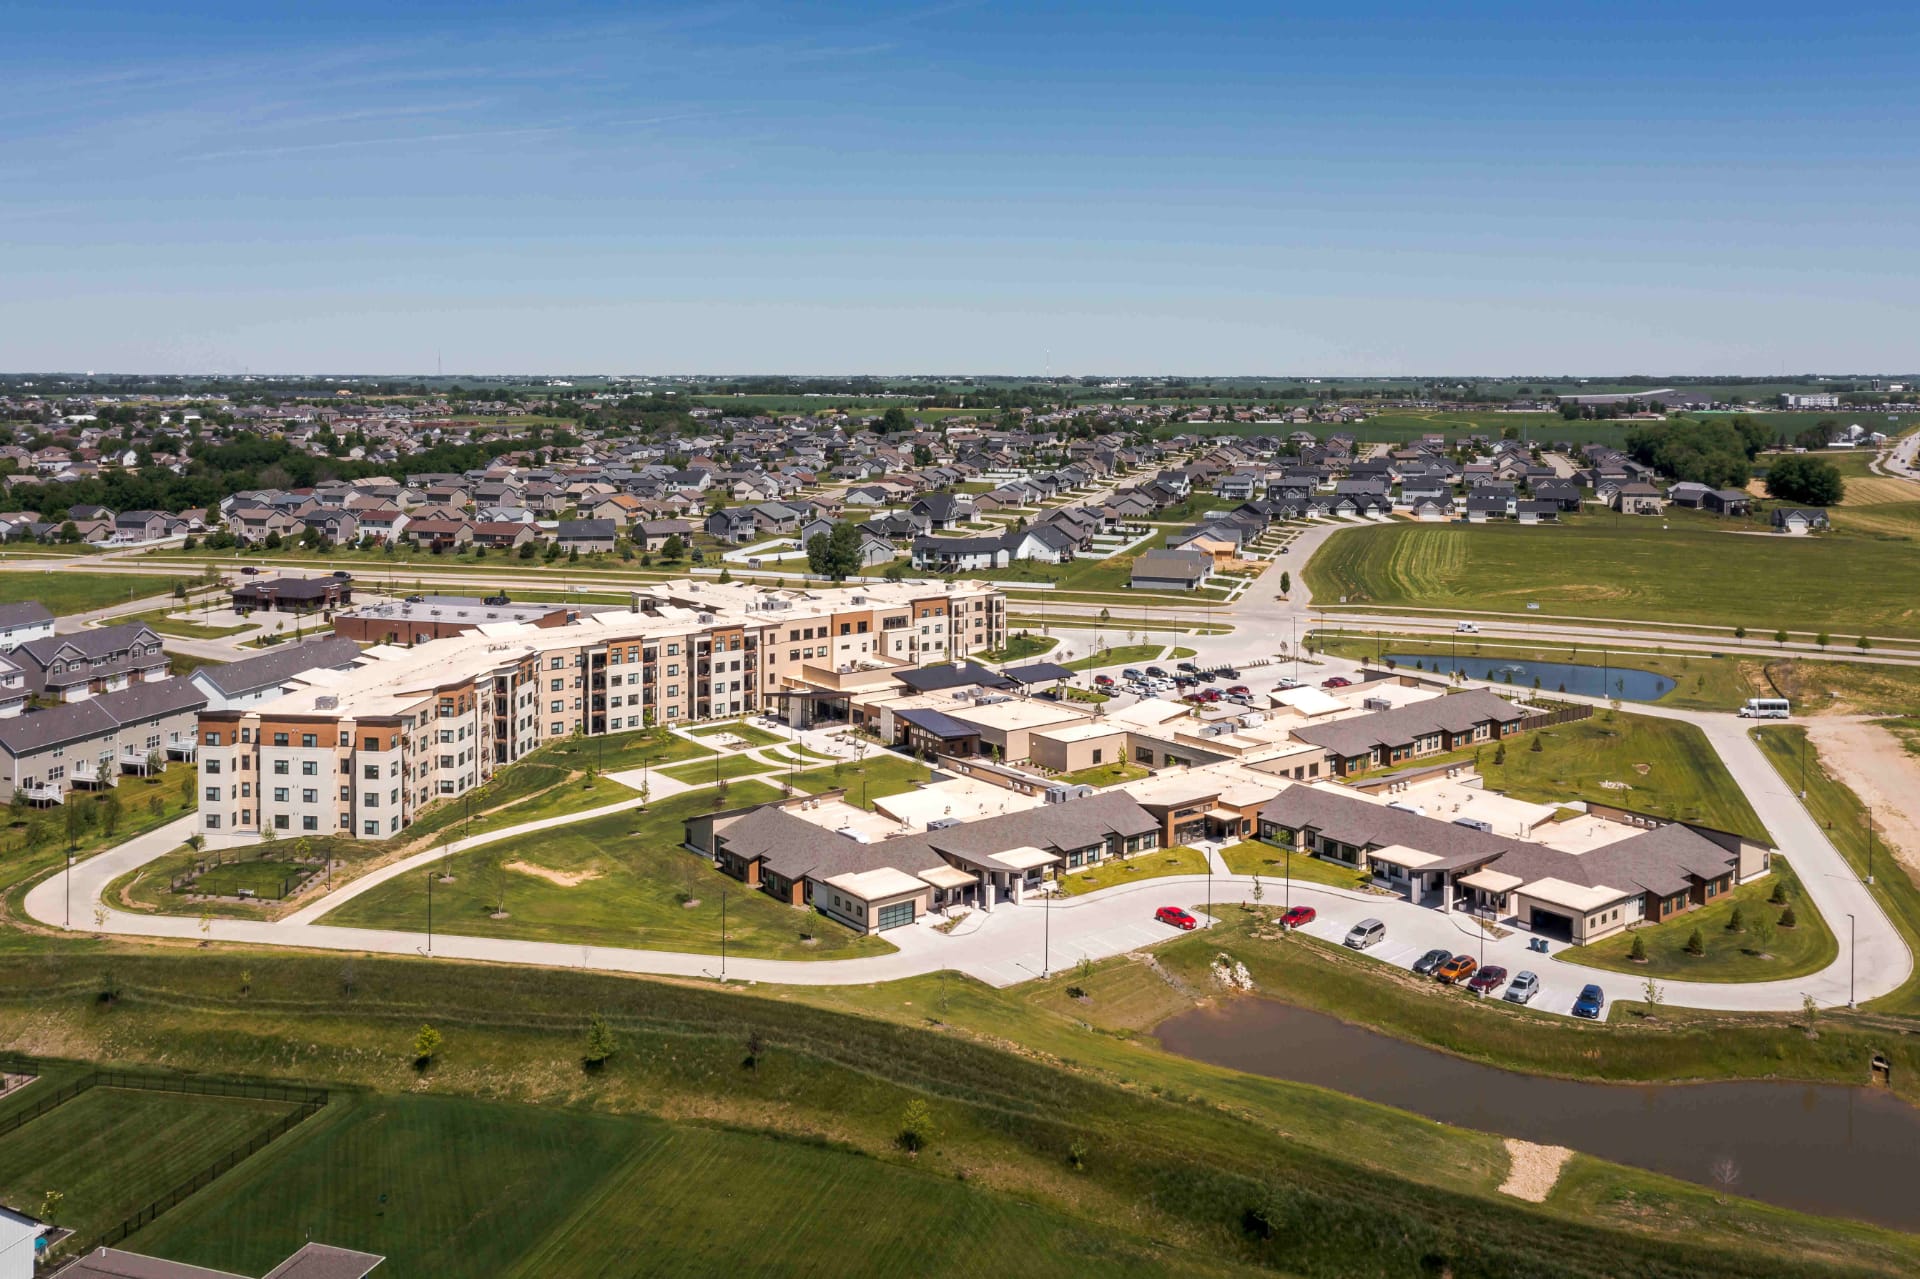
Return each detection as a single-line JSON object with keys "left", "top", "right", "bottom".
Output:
{"left": 1456, "top": 621, "right": 1478, "bottom": 634}
{"left": 1738, "top": 697, "right": 1791, "bottom": 719}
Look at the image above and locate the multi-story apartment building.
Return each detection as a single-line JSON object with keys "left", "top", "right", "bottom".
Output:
{"left": 197, "top": 578, "right": 1005, "bottom": 840}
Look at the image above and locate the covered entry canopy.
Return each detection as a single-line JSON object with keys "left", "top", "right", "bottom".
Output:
{"left": 917, "top": 864, "right": 978, "bottom": 891}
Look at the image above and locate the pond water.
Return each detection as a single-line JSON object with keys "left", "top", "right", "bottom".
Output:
{"left": 1387, "top": 653, "right": 1676, "bottom": 702}
{"left": 1158, "top": 998, "right": 1920, "bottom": 1230}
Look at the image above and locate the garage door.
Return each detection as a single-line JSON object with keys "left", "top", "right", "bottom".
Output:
{"left": 877, "top": 901, "right": 915, "bottom": 931}
{"left": 1530, "top": 908, "right": 1574, "bottom": 943}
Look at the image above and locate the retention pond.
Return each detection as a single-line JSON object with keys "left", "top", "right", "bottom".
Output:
{"left": 1158, "top": 998, "right": 1920, "bottom": 1230}
{"left": 1387, "top": 654, "right": 1675, "bottom": 702}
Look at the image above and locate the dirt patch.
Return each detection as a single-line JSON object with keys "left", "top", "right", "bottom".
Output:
{"left": 1499, "top": 1138, "right": 1573, "bottom": 1202}
{"left": 504, "top": 859, "right": 602, "bottom": 887}
{"left": 1632, "top": 762, "right": 1651, "bottom": 775}
{"left": 1803, "top": 720, "right": 1920, "bottom": 873}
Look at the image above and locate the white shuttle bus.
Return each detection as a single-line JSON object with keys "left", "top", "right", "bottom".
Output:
{"left": 1738, "top": 697, "right": 1791, "bottom": 719}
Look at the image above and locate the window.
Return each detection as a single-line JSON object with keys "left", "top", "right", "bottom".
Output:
{"left": 301, "top": 760, "right": 318, "bottom": 776}
{"left": 272, "top": 787, "right": 289, "bottom": 802}
{"left": 364, "top": 820, "right": 380, "bottom": 836}
{"left": 301, "top": 733, "right": 318, "bottom": 749}
{"left": 273, "top": 760, "right": 289, "bottom": 775}
{"left": 302, "top": 816, "right": 319, "bottom": 831}
{"left": 302, "top": 789, "right": 318, "bottom": 803}
{"left": 273, "top": 732, "right": 289, "bottom": 746}
{"left": 204, "top": 787, "right": 222, "bottom": 803}
{"left": 362, "top": 765, "right": 378, "bottom": 780}
{"left": 204, "top": 759, "right": 221, "bottom": 775}
{"left": 273, "top": 814, "right": 290, "bottom": 830}
{"left": 205, "top": 814, "right": 221, "bottom": 829}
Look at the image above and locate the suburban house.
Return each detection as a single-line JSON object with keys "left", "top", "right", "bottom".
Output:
{"left": 12, "top": 623, "right": 169, "bottom": 702}
{"left": 1771, "top": 508, "right": 1830, "bottom": 535}
{"left": 48, "top": 1243, "right": 384, "bottom": 1279}
{"left": 1610, "top": 482, "right": 1668, "bottom": 515}
{"left": 0, "top": 603, "right": 54, "bottom": 653}
{"left": 1129, "top": 548, "right": 1213, "bottom": 591}
{"left": 911, "top": 534, "right": 1009, "bottom": 572}
{"left": 556, "top": 519, "right": 619, "bottom": 553}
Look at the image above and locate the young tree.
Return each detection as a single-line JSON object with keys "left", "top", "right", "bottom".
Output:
{"left": 582, "top": 1013, "right": 616, "bottom": 1071}
{"left": 412, "top": 1023, "right": 443, "bottom": 1068}
{"left": 1726, "top": 904, "right": 1745, "bottom": 933}
{"left": 1801, "top": 992, "right": 1819, "bottom": 1038}
{"left": 100, "top": 788, "right": 122, "bottom": 837}
{"left": 1779, "top": 904, "right": 1799, "bottom": 929}
{"left": 897, "top": 1097, "right": 936, "bottom": 1152}
{"left": 1628, "top": 932, "right": 1647, "bottom": 962}
{"left": 1685, "top": 926, "right": 1705, "bottom": 956}
{"left": 1642, "top": 977, "right": 1664, "bottom": 1015}
{"left": 1279, "top": 570, "right": 1291, "bottom": 595}
{"left": 660, "top": 534, "right": 686, "bottom": 562}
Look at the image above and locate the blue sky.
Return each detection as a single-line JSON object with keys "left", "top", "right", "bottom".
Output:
{"left": 3, "top": 1, "right": 1915, "bottom": 374}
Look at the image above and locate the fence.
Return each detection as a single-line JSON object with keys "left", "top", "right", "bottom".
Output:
{"left": 5, "top": 1056, "right": 329, "bottom": 1272}
{"left": 1517, "top": 701, "right": 1594, "bottom": 729}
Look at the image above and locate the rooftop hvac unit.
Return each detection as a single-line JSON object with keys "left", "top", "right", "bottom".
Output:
{"left": 927, "top": 817, "right": 963, "bottom": 831}
{"left": 1239, "top": 711, "right": 1266, "bottom": 727}
{"left": 1387, "top": 801, "right": 1426, "bottom": 818}
{"left": 314, "top": 695, "right": 338, "bottom": 710}
{"left": 1452, "top": 816, "right": 1493, "bottom": 833}
{"left": 1362, "top": 697, "right": 1391, "bottom": 712}
{"left": 1043, "top": 783, "right": 1095, "bottom": 804}
{"left": 974, "top": 693, "right": 1010, "bottom": 706}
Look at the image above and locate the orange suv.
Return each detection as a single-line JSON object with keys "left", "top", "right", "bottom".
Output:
{"left": 1435, "top": 954, "right": 1479, "bottom": 985}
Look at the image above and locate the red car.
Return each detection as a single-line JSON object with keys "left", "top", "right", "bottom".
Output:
{"left": 1467, "top": 965, "right": 1508, "bottom": 996}
{"left": 1225, "top": 685, "right": 1251, "bottom": 697}
{"left": 1321, "top": 676, "right": 1353, "bottom": 689}
{"left": 1155, "top": 906, "right": 1198, "bottom": 930}
{"left": 1093, "top": 674, "right": 1115, "bottom": 687}
{"left": 1199, "top": 688, "right": 1222, "bottom": 702}
{"left": 1280, "top": 906, "right": 1316, "bottom": 928}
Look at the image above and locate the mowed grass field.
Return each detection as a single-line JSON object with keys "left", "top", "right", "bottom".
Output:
{"left": 1306, "top": 519, "right": 1920, "bottom": 637}
{"left": 321, "top": 781, "right": 894, "bottom": 959}
{"left": 1481, "top": 712, "right": 1770, "bottom": 842}
{"left": 0, "top": 1087, "right": 299, "bottom": 1245}
{"left": 130, "top": 1093, "right": 1245, "bottom": 1279}
{"left": 0, "top": 571, "right": 180, "bottom": 616}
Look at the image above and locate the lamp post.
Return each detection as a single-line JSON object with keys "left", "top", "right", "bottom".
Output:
{"left": 64, "top": 851, "right": 72, "bottom": 930}
{"left": 1866, "top": 809, "right": 1877, "bottom": 886}
{"left": 1042, "top": 876, "right": 1052, "bottom": 976}
{"left": 720, "top": 889, "right": 729, "bottom": 982}
{"left": 1799, "top": 734, "right": 1808, "bottom": 800}
{"left": 1284, "top": 840, "right": 1292, "bottom": 912}
{"left": 424, "top": 870, "right": 434, "bottom": 955}
{"left": 1847, "top": 912, "right": 1856, "bottom": 1008}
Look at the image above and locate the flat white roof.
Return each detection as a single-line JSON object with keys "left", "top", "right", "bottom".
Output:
{"left": 917, "top": 864, "right": 978, "bottom": 890}
{"left": 825, "top": 867, "right": 932, "bottom": 901}
{"left": 1458, "top": 868, "right": 1524, "bottom": 893}
{"left": 1269, "top": 686, "right": 1346, "bottom": 717}
{"left": 1517, "top": 876, "right": 1632, "bottom": 914}
{"left": 876, "top": 777, "right": 1041, "bottom": 828}
{"left": 1366, "top": 843, "right": 1443, "bottom": 870}
{"left": 1032, "top": 720, "right": 1128, "bottom": 743}
{"left": 992, "top": 845, "right": 1062, "bottom": 871}
{"left": 949, "top": 699, "right": 1089, "bottom": 732}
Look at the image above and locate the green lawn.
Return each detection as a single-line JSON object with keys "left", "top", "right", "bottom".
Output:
{"left": 981, "top": 632, "right": 1059, "bottom": 662}
{"left": 1753, "top": 726, "right": 1920, "bottom": 1014}
{"left": 123, "top": 606, "right": 250, "bottom": 639}
{"left": 1478, "top": 712, "right": 1770, "bottom": 843}
{"left": 1064, "top": 642, "right": 1163, "bottom": 672}
{"left": 190, "top": 859, "right": 315, "bottom": 900}
{"left": 539, "top": 725, "right": 713, "bottom": 773}
{"left": 322, "top": 782, "right": 892, "bottom": 959}
{"left": 1055, "top": 846, "right": 1210, "bottom": 897}
{"left": 1306, "top": 518, "right": 1920, "bottom": 638}
{"left": 660, "top": 753, "right": 775, "bottom": 785}
{"left": 1058, "top": 761, "right": 1150, "bottom": 788}
{"left": 1560, "top": 855, "right": 1836, "bottom": 982}
{"left": 0, "top": 1087, "right": 300, "bottom": 1248}
{"left": 0, "top": 571, "right": 180, "bottom": 617}
{"left": 1219, "top": 839, "right": 1380, "bottom": 890}
{"left": 686, "top": 720, "right": 786, "bottom": 747}
{"left": 789, "top": 753, "right": 931, "bottom": 809}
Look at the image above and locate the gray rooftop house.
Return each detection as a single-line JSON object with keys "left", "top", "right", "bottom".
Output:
{"left": 12, "top": 622, "right": 168, "bottom": 703}
{"left": 189, "top": 637, "right": 363, "bottom": 712}
{"left": 1290, "top": 688, "right": 1530, "bottom": 776}
{"left": 1128, "top": 548, "right": 1213, "bottom": 591}
{"left": 0, "top": 601, "right": 54, "bottom": 653}
{"left": 51, "top": 1242, "right": 384, "bottom": 1279}
{"left": 0, "top": 675, "right": 206, "bottom": 803}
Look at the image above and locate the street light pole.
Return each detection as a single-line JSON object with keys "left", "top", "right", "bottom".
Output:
{"left": 1042, "top": 880, "right": 1052, "bottom": 977}
{"left": 65, "top": 851, "right": 72, "bottom": 930}
{"left": 425, "top": 870, "right": 433, "bottom": 955}
{"left": 720, "top": 889, "right": 729, "bottom": 982}
{"left": 1848, "top": 912, "right": 1856, "bottom": 1008}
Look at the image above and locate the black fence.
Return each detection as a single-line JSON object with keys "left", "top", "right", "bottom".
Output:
{"left": 4, "top": 1056, "right": 329, "bottom": 1272}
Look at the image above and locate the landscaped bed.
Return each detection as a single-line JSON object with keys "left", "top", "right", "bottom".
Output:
{"left": 1054, "top": 846, "right": 1210, "bottom": 897}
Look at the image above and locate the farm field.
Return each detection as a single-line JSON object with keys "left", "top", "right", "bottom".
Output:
{"left": 1560, "top": 856, "right": 1835, "bottom": 982}
{"left": 0, "top": 1086, "right": 300, "bottom": 1248}
{"left": 320, "top": 781, "right": 894, "bottom": 959}
{"left": 1305, "top": 518, "right": 1920, "bottom": 638}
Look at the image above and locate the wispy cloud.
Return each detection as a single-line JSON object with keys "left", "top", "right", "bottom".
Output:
{"left": 187, "top": 126, "right": 561, "bottom": 163}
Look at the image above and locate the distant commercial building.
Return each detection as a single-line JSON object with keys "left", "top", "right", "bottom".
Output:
{"left": 334, "top": 596, "right": 578, "bottom": 645}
